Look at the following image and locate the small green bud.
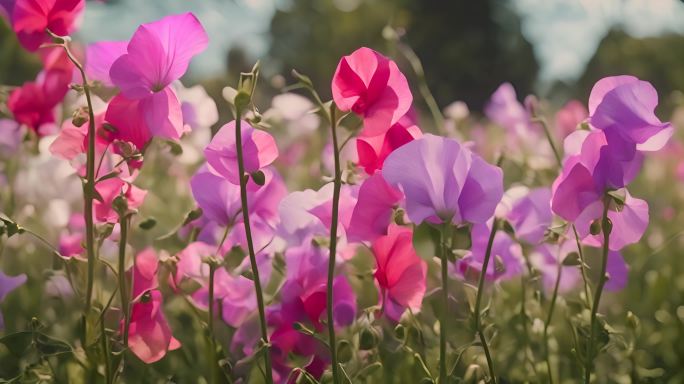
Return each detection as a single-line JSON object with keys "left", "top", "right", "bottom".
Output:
{"left": 336, "top": 340, "right": 353, "bottom": 363}
{"left": 589, "top": 219, "right": 602, "bottom": 236}
{"left": 251, "top": 170, "right": 266, "bottom": 186}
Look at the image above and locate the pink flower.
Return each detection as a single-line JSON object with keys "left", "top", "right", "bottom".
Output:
{"left": 555, "top": 100, "right": 587, "bottom": 139}
{"left": 93, "top": 177, "right": 147, "bottom": 223}
{"left": 372, "top": 224, "right": 426, "bottom": 321}
{"left": 332, "top": 47, "right": 412, "bottom": 136}
{"left": 11, "top": 0, "right": 85, "bottom": 51}
{"left": 347, "top": 172, "right": 403, "bottom": 242}
{"left": 90, "top": 13, "right": 208, "bottom": 147}
{"left": 356, "top": 113, "right": 422, "bottom": 174}
{"left": 204, "top": 120, "right": 278, "bottom": 185}
{"left": 130, "top": 248, "right": 159, "bottom": 301}
{"left": 503, "top": 187, "right": 552, "bottom": 244}
{"left": 125, "top": 290, "right": 180, "bottom": 364}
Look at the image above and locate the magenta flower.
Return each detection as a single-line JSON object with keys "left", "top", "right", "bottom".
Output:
{"left": 130, "top": 248, "right": 159, "bottom": 301}
{"left": 124, "top": 248, "right": 179, "bottom": 363}
{"left": 356, "top": 113, "right": 422, "bottom": 174}
{"left": 372, "top": 224, "right": 427, "bottom": 321}
{"left": 88, "top": 13, "right": 208, "bottom": 147}
{"left": 204, "top": 120, "right": 278, "bottom": 185}
{"left": 589, "top": 75, "right": 672, "bottom": 152}
{"left": 347, "top": 172, "right": 403, "bottom": 243}
{"left": 93, "top": 177, "right": 147, "bottom": 224}
{"left": 456, "top": 220, "right": 525, "bottom": 281}
{"left": 382, "top": 134, "right": 503, "bottom": 226}
{"left": 332, "top": 47, "right": 412, "bottom": 136}
{"left": 0, "top": 270, "right": 27, "bottom": 329}
{"left": 11, "top": 0, "right": 84, "bottom": 51}
{"left": 125, "top": 291, "right": 181, "bottom": 364}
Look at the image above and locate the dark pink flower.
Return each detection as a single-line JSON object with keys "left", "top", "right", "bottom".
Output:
{"left": 372, "top": 224, "right": 426, "bottom": 321}
{"left": 11, "top": 0, "right": 85, "bottom": 51}
{"left": 332, "top": 47, "right": 412, "bottom": 136}
{"left": 347, "top": 172, "right": 403, "bottom": 242}
{"left": 130, "top": 248, "right": 159, "bottom": 301}
{"left": 555, "top": 100, "right": 587, "bottom": 139}
{"left": 356, "top": 113, "right": 422, "bottom": 174}
{"left": 125, "top": 290, "right": 180, "bottom": 364}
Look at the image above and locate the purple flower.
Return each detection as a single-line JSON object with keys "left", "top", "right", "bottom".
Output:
{"left": 456, "top": 220, "right": 526, "bottom": 282}
{"left": 589, "top": 75, "right": 672, "bottom": 153}
{"left": 503, "top": 187, "right": 552, "bottom": 244}
{"left": 529, "top": 242, "right": 581, "bottom": 294}
{"left": 382, "top": 134, "right": 503, "bottom": 226}
{"left": 0, "top": 270, "right": 27, "bottom": 329}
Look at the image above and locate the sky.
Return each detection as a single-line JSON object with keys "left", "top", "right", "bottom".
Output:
{"left": 79, "top": 0, "right": 684, "bottom": 84}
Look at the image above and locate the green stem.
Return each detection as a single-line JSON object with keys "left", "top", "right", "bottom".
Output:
{"left": 543, "top": 247, "right": 563, "bottom": 384}
{"left": 395, "top": 41, "right": 444, "bottom": 131}
{"left": 585, "top": 200, "right": 611, "bottom": 383}
{"left": 208, "top": 263, "right": 218, "bottom": 384}
{"left": 234, "top": 115, "right": 273, "bottom": 383}
{"left": 473, "top": 220, "right": 498, "bottom": 384}
{"left": 100, "top": 316, "right": 112, "bottom": 384}
{"left": 327, "top": 105, "right": 341, "bottom": 384}
{"left": 118, "top": 215, "right": 130, "bottom": 347}
{"left": 439, "top": 225, "right": 449, "bottom": 383}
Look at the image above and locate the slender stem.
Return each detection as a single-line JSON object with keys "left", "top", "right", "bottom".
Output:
{"left": 543, "top": 246, "right": 563, "bottom": 384}
{"left": 536, "top": 116, "right": 593, "bottom": 306}
{"left": 395, "top": 41, "right": 445, "bottom": 131}
{"left": 326, "top": 105, "right": 342, "bottom": 384}
{"left": 208, "top": 263, "right": 218, "bottom": 384}
{"left": 439, "top": 225, "right": 449, "bottom": 383}
{"left": 118, "top": 215, "right": 130, "bottom": 347}
{"left": 48, "top": 31, "right": 98, "bottom": 317}
{"left": 100, "top": 316, "right": 112, "bottom": 384}
{"left": 585, "top": 200, "right": 611, "bottom": 383}
{"left": 234, "top": 115, "right": 273, "bottom": 383}
{"left": 473, "top": 220, "right": 498, "bottom": 384}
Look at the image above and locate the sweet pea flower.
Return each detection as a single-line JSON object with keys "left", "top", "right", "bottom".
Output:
{"left": 604, "top": 250, "right": 629, "bottom": 291}
{"left": 88, "top": 13, "right": 208, "bottom": 147}
{"left": 93, "top": 177, "right": 147, "bottom": 224}
{"left": 589, "top": 75, "right": 672, "bottom": 153}
{"left": 372, "top": 224, "right": 427, "bottom": 321}
{"left": 11, "top": 0, "right": 85, "bottom": 51}
{"left": 502, "top": 186, "right": 552, "bottom": 244}
{"left": 124, "top": 248, "right": 179, "bottom": 363}
{"left": 456, "top": 220, "right": 526, "bottom": 281}
{"left": 382, "top": 134, "right": 504, "bottom": 226}
{"left": 555, "top": 100, "right": 587, "bottom": 139}
{"left": 190, "top": 166, "right": 285, "bottom": 233}
{"left": 551, "top": 130, "right": 643, "bottom": 222}
{"left": 0, "top": 270, "right": 27, "bottom": 330}
{"left": 485, "top": 83, "right": 530, "bottom": 136}
{"left": 356, "top": 113, "right": 422, "bottom": 174}
{"left": 347, "top": 172, "right": 403, "bottom": 242}
{"left": 332, "top": 47, "right": 412, "bottom": 136}
{"left": 126, "top": 291, "right": 181, "bottom": 364}
{"left": 574, "top": 192, "right": 649, "bottom": 251}
{"left": 0, "top": 119, "right": 24, "bottom": 156}
{"left": 529, "top": 242, "right": 581, "bottom": 294}
{"left": 173, "top": 241, "right": 273, "bottom": 328}
{"left": 205, "top": 120, "right": 278, "bottom": 185}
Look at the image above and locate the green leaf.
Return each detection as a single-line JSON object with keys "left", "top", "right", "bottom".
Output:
{"left": 34, "top": 333, "right": 72, "bottom": 356}
{"left": 0, "top": 331, "right": 33, "bottom": 356}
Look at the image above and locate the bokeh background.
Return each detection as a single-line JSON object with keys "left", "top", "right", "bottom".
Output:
{"left": 2, "top": 0, "right": 684, "bottom": 382}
